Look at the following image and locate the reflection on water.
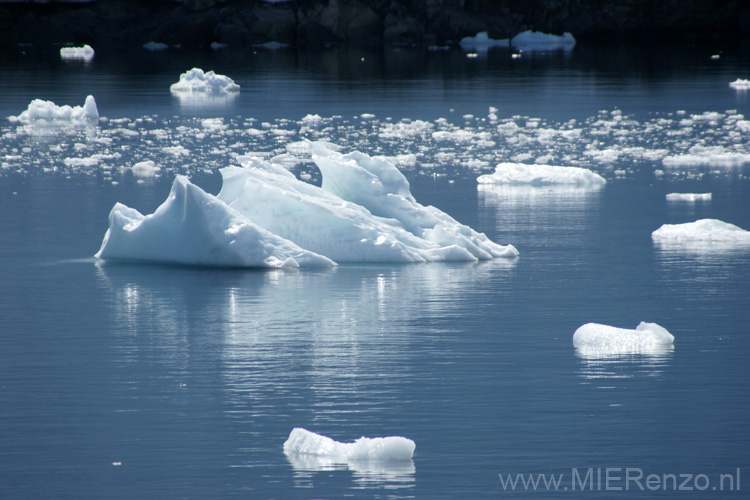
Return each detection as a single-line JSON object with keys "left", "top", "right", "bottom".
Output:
{"left": 285, "top": 451, "right": 415, "bottom": 494}
{"left": 172, "top": 92, "right": 238, "bottom": 109}
{"left": 575, "top": 345, "right": 675, "bottom": 380}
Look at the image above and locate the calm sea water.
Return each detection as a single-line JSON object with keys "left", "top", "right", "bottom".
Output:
{"left": 1, "top": 43, "right": 749, "bottom": 499}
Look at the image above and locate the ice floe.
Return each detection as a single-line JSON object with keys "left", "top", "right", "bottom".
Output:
{"left": 665, "top": 193, "right": 711, "bottom": 202}
{"left": 511, "top": 30, "right": 576, "bottom": 51}
{"left": 573, "top": 322, "right": 674, "bottom": 357}
{"left": 729, "top": 79, "right": 750, "bottom": 90}
{"left": 477, "top": 162, "right": 606, "bottom": 187}
{"left": 95, "top": 175, "right": 334, "bottom": 268}
{"left": 652, "top": 219, "right": 750, "bottom": 246}
{"left": 283, "top": 428, "right": 415, "bottom": 462}
{"left": 169, "top": 68, "right": 240, "bottom": 94}
{"left": 8, "top": 95, "right": 99, "bottom": 127}
{"left": 96, "top": 143, "right": 517, "bottom": 267}
{"left": 60, "top": 44, "right": 94, "bottom": 61}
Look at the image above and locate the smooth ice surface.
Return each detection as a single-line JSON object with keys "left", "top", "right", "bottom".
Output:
{"left": 170, "top": 68, "right": 240, "bottom": 94}
{"left": 283, "top": 428, "right": 415, "bottom": 461}
{"left": 666, "top": 192, "right": 711, "bottom": 202}
{"left": 511, "top": 30, "right": 576, "bottom": 51}
{"left": 95, "top": 176, "right": 335, "bottom": 268}
{"left": 8, "top": 95, "right": 99, "bottom": 126}
{"left": 476, "top": 162, "right": 606, "bottom": 187}
{"left": 459, "top": 32, "right": 509, "bottom": 50}
{"left": 652, "top": 218, "right": 750, "bottom": 245}
{"left": 573, "top": 322, "right": 675, "bottom": 357}
{"left": 60, "top": 45, "right": 94, "bottom": 61}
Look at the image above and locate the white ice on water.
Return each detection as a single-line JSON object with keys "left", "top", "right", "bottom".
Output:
{"left": 476, "top": 162, "right": 606, "bottom": 187}
{"left": 283, "top": 428, "right": 415, "bottom": 462}
{"left": 170, "top": 68, "right": 240, "bottom": 94}
{"left": 729, "top": 79, "right": 750, "bottom": 90}
{"left": 95, "top": 175, "right": 335, "bottom": 268}
{"left": 665, "top": 193, "right": 711, "bottom": 202}
{"left": 459, "top": 32, "right": 509, "bottom": 50}
{"left": 511, "top": 30, "right": 576, "bottom": 51}
{"left": 60, "top": 45, "right": 94, "bottom": 61}
{"left": 8, "top": 95, "right": 99, "bottom": 126}
{"left": 652, "top": 218, "right": 750, "bottom": 245}
{"left": 96, "top": 143, "right": 517, "bottom": 267}
{"left": 573, "top": 322, "right": 674, "bottom": 357}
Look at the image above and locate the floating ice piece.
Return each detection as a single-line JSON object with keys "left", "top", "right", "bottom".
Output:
{"left": 60, "top": 44, "right": 94, "bottom": 61}
{"left": 665, "top": 193, "right": 711, "bottom": 202}
{"left": 511, "top": 30, "right": 576, "bottom": 51}
{"left": 8, "top": 95, "right": 99, "bottom": 126}
{"left": 283, "top": 428, "right": 415, "bottom": 462}
{"left": 95, "top": 176, "right": 335, "bottom": 268}
{"left": 477, "top": 162, "right": 606, "bottom": 187}
{"left": 573, "top": 322, "right": 674, "bottom": 357}
{"left": 729, "top": 79, "right": 750, "bottom": 90}
{"left": 169, "top": 68, "right": 240, "bottom": 94}
{"left": 143, "top": 41, "right": 168, "bottom": 51}
{"left": 130, "top": 160, "right": 159, "bottom": 177}
{"left": 309, "top": 143, "right": 519, "bottom": 259}
{"left": 459, "top": 32, "right": 509, "bottom": 51}
{"left": 662, "top": 145, "right": 750, "bottom": 167}
{"left": 652, "top": 219, "right": 750, "bottom": 246}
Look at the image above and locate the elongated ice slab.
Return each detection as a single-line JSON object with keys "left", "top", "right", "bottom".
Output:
{"left": 652, "top": 218, "right": 750, "bottom": 245}
{"left": 60, "top": 45, "right": 94, "bottom": 61}
{"left": 170, "top": 68, "right": 239, "bottom": 94}
{"left": 95, "top": 176, "right": 334, "bottom": 268}
{"left": 573, "top": 322, "right": 674, "bottom": 357}
{"left": 283, "top": 428, "right": 415, "bottom": 461}
{"left": 459, "top": 32, "right": 509, "bottom": 50}
{"left": 8, "top": 95, "right": 99, "bottom": 126}
{"left": 665, "top": 193, "right": 711, "bottom": 202}
{"left": 477, "top": 162, "right": 606, "bottom": 187}
{"left": 511, "top": 30, "right": 576, "bottom": 51}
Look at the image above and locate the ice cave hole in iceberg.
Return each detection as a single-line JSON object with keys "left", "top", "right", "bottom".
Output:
{"left": 95, "top": 143, "right": 519, "bottom": 268}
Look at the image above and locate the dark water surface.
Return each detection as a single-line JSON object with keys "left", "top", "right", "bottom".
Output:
{"left": 1, "top": 43, "right": 749, "bottom": 499}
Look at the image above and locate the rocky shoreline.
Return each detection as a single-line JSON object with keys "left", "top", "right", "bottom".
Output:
{"left": 2, "top": 0, "right": 749, "bottom": 50}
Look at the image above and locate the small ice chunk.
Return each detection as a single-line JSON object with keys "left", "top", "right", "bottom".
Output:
{"left": 170, "top": 68, "right": 240, "bottom": 94}
{"left": 477, "top": 162, "right": 606, "bottom": 187}
{"left": 573, "top": 322, "right": 674, "bottom": 356}
{"left": 729, "top": 78, "right": 750, "bottom": 90}
{"left": 60, "top": 44, "right": 94, "bottom": 61}
{"left": 283, "top": 428, "right": 415, "bottom": 461}
{"left": 8, "top": 95, "right": 99, "bottom": 126}
{"left": 665, "top": 193, "right": 711, "bottom": 202}
{"left": 652, "top": 218, "right": 750, "bottom": 245}
{"left": 143, "top": 41, "right": 168, "bottom": 51}
{"left": 130, "top": 160, "right": 159, "bottom": 177}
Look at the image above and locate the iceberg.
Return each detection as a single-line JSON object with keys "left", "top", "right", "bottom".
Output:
{"left": 511, "top": 30, "right": 576, "bottom": 51}
{"left": 283, "top": 428, "right": 415, "bottom": 462}
{"left": 573, "top": 322, "right": 674, "bottom": 357}
{"left": 96, "top": 143, "right": 517, "bottom": 267}
{"left": 477, "top": 162, "right": 606, "bottom": 187}
{"left": 729, "top": 78, "right": 750, "bottom": 90}
{"left": 95, "top": 176, "right": 335, "bottom": 268}
{"left": 8, "top": 95, "right": 99, "bottom": 126}
{"left": 60, "top": 44, "right": 94, "bottom": 61}
{"left": 169, "top": 68, "right": 240, "bottom": 94}
{"left": 459, "top": 32, "right": 509, "bottom": 51}
{"left": 652, "top": 219, "right": 750, "bottom": 246}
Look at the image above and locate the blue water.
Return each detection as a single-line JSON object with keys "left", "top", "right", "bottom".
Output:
{"left": 1, "top": 44, "right": 749, "bottom": 499}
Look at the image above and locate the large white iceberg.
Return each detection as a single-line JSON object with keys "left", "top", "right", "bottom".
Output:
{"left": 8, "top": 95, "right": 99, "bottom": 126}
{"left": 96, "top": 143, "right": 517, "bottom": 267}
{"left": 169, "top": 68, "right": 240, "bottom": 94}
{"left": 283, "top": 428, "right": 415, "bottom": 462}
{"left": 95, "top": 176, "right": 335, "bottom": 268}
{"left": 511, "top": 30, "right": 576, "bottom": 51}
{"left": 652, "top": 219, "right": 750, "bottom": 246}
{"left": 573, "top": 322, "right": 674, "bottom": 357}
{"left": 60, "top": 44, "right": 94, "bottom": 61}
{"left": 477, "top": 162, "right": 606, "bottom": 187}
